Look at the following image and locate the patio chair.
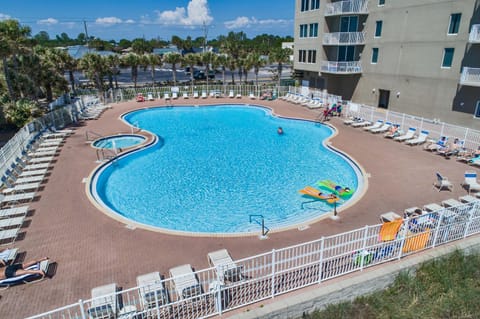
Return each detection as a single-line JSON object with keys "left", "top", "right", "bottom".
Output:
{"left": 370, "top": 121, "right": 392, "bottom": 134}
{"left": 87, "top": 283, "right": 118, "bottom": 319}
{"left": 172, "top": 92, "right": 178, "bottom": 99}
{"left": 433, "top": 172, "right": 453, "bottom": 191}
{"left": 236, "top": 93, "right": 242, "bottom": 99}
{"left": 207, "top": 249, "right": 244, "bottom": 283}
{"left": 394, "top": 127, "right": 416, "bottom": 142}
{"left": 248, "top": 92, "right": 256, "bottom": 99}
{"left": 1, "top": 192, "right": 36, "bottom": 206}
{"left": 182, "top": 92, "right": 189, "bottom": 99}
{"left": 201, "top": 91, "right": 208, "bottom": 99}
{"left": 0, "top": 259, "right": 49, "bottom": 288}
{"left": 0, "top": 206, "right": 29, "bottom": 219}
{"left": 136, "top": 272, "right": 169, "bottom": 309}
{"left": 362, "top": 120, "right": 383, "bottom": 131}
{"left": 0, "top": 248, "right": 18, "bottom": 265}
{"left": 2, "top": 178, "right": 40, "bottom": 195}
{"left": 228, "top": 90, "right": 235, "bottom": 98}
{"left": 164, "top": 93, "right": 170, "bottom": 101}
{"left": 147, "top": 93, "right": 154, "bottom": 101}
{"left": 0, "top": 228, "right": 21, "bottom": 245}
{"left": 193, "top": 91, "right": 199, "bottom": 99}
{"left": 169, "top": 264, "right": 202, "bottom": 300}
{"left": 405, "top": 130, "right": 429, "bottom": 145}
{"left": 461, "top": 171, "right": 480, "bottom": 194}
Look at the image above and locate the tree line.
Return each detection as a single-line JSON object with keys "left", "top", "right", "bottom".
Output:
{"left": 0, "top": 19, "right": 293, "bottom": 128}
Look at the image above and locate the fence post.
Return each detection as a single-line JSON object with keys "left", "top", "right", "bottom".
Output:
{"left": 78, "top": 299, "right": 87, "bottom": 319}
{"left": 420, "top": 118, "right": 424, "bottom": 130}
{"left": 464, "top": 202, "right": 476, "bottom": 239}
{"left": 401, "top": 113, "right": 405, "bottom": 128}
{"left": 359, "top": 225, "right": 369, "bottom": 271}
{"left": 431, "top": 209, "right": 445, "bottom": 248}
{"left": 317, "top": 237, "right": 325, "bottom": 284}
{"left": 440, "top": 122, "right": 445, "bottom": 136}
{"left": 271, "top": 248, "right": 276, "bottom": 298}
{"left": 464, "top": 128, "right": 469, "bottom": 146}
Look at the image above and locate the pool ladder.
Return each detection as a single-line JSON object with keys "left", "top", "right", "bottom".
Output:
{"left": 249, "top": 214, "right": 269, "bottom": 237}
{"left": 85, "top": 130, "right": 103, "bottom": 142}
{"left": 96, "top": 148, "right": 119, "bottom": 163}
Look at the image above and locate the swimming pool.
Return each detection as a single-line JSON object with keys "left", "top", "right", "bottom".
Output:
{"left": 90, "top": 105, "right": 363, "bottom": 235}
{"left": 92, "top": 134, "right": 145, "bottom": 149}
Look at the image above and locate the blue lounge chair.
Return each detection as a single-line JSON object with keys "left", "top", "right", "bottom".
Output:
{"left": 0, "top": 260, "right": 49, "bottom": 288}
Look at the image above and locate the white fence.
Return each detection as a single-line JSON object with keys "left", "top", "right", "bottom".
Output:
{"left": 28, "top": 200, "right": 480, "bottom": 319}
{"left": 345, "top": 102, "right": 480, "bottom": 150}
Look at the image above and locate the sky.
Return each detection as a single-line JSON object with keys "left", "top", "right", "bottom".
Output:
{"left": 0, "top": 0, "right": 294, "bottom": 41}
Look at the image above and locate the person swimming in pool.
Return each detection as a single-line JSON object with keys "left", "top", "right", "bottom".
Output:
{"left": 277, "top": 127, "right": 284, "bottom": 135}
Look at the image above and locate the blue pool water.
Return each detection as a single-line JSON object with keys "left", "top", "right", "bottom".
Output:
{"left": 93, "top": 135, "right": 145, "bottom": 149}
{"left": 91, "top": 105, "right": 362, "bottom": 235}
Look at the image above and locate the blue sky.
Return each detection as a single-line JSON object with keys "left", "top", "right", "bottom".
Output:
{"left": 0, "top": 0, "right": 294, "bottom": 41}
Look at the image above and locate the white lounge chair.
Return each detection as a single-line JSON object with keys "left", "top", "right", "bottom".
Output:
{"left": 2, "top": 181, "right": 40, "bottom": 194}
{"left": 88, "top": 283, "right": 118, "bottom": 319}
{"left": 172, "top": 92, "right": 178, "bottom": 100}
{"left": 0, "top": 216, "right": 25, "bottom": 229}
{"left": 424, "top": 136, "right": 448, "bottom": 151}
{"left": 236, "top": 93, "right": 242, "bottom": 99}
{"left": 193, "top": 91, "right": 199, "bottom": 99}
{"left": 147, "top": 93, "right": 155, "bottom": 101}
{"left": 394, "top": 127, "right": 416, "bottom": 142}
{"left": 462, "top": 171, "right": 480, "bottom": 194}
{"left": 0, "top": 206, "right": 29, "bottom": 218}
{"left": 1, "top": 192, "right": 36, "bottom": 206}
{"left": 228, "top": 90, "right": 235, "bottom": 98}
{"left": 182, "top": 92, "right": 189, "bottom": 99}
{"left": 0, "top": 248, "right": 18, "bottom": 265}
{"left": 370, "top": 121, "right": 392, "bottom": 133}
{"left": 363, "top": 120, "right": 383, "bottom": 131}
{"left": 169, "top": 264, "right": 202, "bottom": 299}
{"left": 248, "top": 92, "right": 256, "bottom": 99}
{"left": 137, "top": 272, "right": 168, "bottom": 309}
{"left": 351, "top": 119, "right": 372, "bottom": 128}
{"left": 201, "top": 91, "right": 208, "bottom": 99}
{"left": 207, "top": 249, "right": 244, "bottom": 283}
{"left": 433, "top": 172, "right": 453, "bottom": 192}
{"left": 164, "top": 93, "right": 170, "bottom": 101}
{"left": 0, "top": 228, "right": 20, "bottom": 244}
{"left": 405, "top": 130, "right": 429, "bottom": 145}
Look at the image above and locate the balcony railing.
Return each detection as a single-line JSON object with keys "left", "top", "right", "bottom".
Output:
{"left": 460, "top": 67, "right": 480, "bottom": 87}
{"left": 325, "top": 0, "right": 368, "bottom": 16}
{"left": 469, "top": 24, "right": 480, "bottom": 43}
{"left": 320, "top": 61, "right": 362, "bottom": 74}
{"left": 323, "top": 32, "right": 366, "bottom": 45}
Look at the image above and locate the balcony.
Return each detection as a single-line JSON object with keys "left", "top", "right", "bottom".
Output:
{"left": 460, "top": 67, "right": 480, "bottom": 87}
{"left": 325, "top": 0, "right": 369, "bottom": 16}
{"left": 323, "top": 32, "right": 365, "bottom": 45}
{"left": 320, "top": 61, "right": 362, "bottom": 74}
{"left": 469, "top": 24, "right": 480, "bottom": 43}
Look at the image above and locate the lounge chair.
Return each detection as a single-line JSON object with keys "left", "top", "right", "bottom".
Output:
{"left": 0, "top": 192, "right": 36, "bottom": 206}
{"left": 2, "top": 180, "right": 40, "bottom": 195}
{"left": 172, "top": 92, "right": 178, "bottom": 100}
{"left": 147, "top": 93, "right": 155, "bottom": 101}
{"left": 169, "top": 264, "right": 202, "bottom": 299}
{"left": 164, "top": 93, "right": 170, "bottom": 101}
{"left": 0, "top": 216, "right": 25, "bottom": 229}
{"left": 207, "top": 249, "right": 244, "bottom": 283}
{"left": 236, "top": 93, "right": 242, "bottom": 99}
{"left": 405, "top": 130, "right": 429, "bottom": 145}
{"left": 88, "top": 283, "right": 118, "bottom": 319}
{"left": 0, "top": 206, "right": 29, "bottom": 218}
{"left": 379, "top": 211, "right": 402, "bottom": 223}
{"left": 433, "top": 172, "right": 453, "bottom": 191}
{"left": 182, "top": 92, "right": 189, "bottom": 99}
{"left": 394, "top": 127, "right": 416, "bottom": 142}
{"left": 0, "top": 248, "right": 18, "bottom": 265}
{"left": 351, "top": 119, "right": 372, "bottom": 128}
{"left": 462, "top": 171, "right": 480, "bottom": 194}
{"left": 228, "top": 90, "right": 235, "bottom": 98}
{"left": 193, "top": 91, "right": 199, "bottom": 99}
{"left": 136, "top": 272, "right": 169, "bottom": 309}
{"left": 370, "top": 121, "right": 392, "bottom": 133}
{"left": 0, "top": 259, "right": 49, "bottom": 288}
{"left": 0, "top": 228, "right": 20, "bottom": 244}
{"left": 362, "top": 120, "right": 383, "bottom": 131}
{"left": 248, "top": 93, "right": 256, "bottom": 99}
{"left": 201, "top": 91, "right": 207, "bottom": 99}
{"left": 424, "top": 136, "right": 448, "bottom": 151}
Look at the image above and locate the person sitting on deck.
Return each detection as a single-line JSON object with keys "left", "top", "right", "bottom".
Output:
{"left": 0, "top": 257, "right": 48, "bottom": 280}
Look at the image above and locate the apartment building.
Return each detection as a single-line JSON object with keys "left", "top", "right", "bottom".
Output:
{"left": 294, "top": 0, "right": 480, "bottom": 128}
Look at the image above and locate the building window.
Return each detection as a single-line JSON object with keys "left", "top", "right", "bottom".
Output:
{"left": 301, "top": 0, "right": 310, "bottom": 12}
{"left": 308, "top": 50, "right": 317, "bottom": 63}
{"left": 309, "top": 23, "right": 318, "bottom": 37}
{"left": 300, "top": 24, "right": 308, "bottom": 38}
{"left": 371, "top": 48, "right": 379, "bottom": 64}
{"left": 448, "top": 13, "right": 461, "bottom": 35}
{"left": 378, "top": 0, "right": 385, "bottom": 5}
{"left": 298, "top": 50, "right": 307, "bottom": 63}
{"left": 310, "top": 0, "right": 320, "bottom": 10}
{"left": 375, "top": 21, "right": 383, "bottom": 37}
{"left": 442, "top": 48, "right": 454, "bottom": 68}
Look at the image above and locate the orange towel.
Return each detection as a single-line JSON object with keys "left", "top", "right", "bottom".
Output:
{"left": 402, "top": 229, "right": 431, "bottom": 253}
{"left": 378, "top": 220, "right": 403, "bottom": 241}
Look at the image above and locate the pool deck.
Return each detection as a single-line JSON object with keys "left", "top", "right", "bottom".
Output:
{"left": 1, "top": 96, "right": 476, "bottom": 318}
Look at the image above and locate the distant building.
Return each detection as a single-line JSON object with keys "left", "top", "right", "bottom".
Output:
{"left": 282, "top": 42, "right": 295, "bottom": 61}
{"left": 294, "top": 0, "right": 480, "bottom": 127}
{"left": 65, "top": 45, "right": 116, "bottom": 59}
{"left": 153, "top": 45, "right": 181, "bottom": 56}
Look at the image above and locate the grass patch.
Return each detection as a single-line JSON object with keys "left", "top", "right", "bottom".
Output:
{"left": 302, "top": 250, "right": 480, "bottom": 319}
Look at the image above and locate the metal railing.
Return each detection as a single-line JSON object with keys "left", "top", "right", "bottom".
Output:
{"left": 345, "top": 102, "right": 480, "bottom": 150}
{"left": 469, "top": 24, "right": 480, "bottom": 43}
{"left": 28, "top": 200, "right": 480, "bottom": 319}
{"left": 460, "top": 67, "right": 480, "bottom": 87}
{"left": 320, "top": 61, "right": 362, "bottom": 74}
{"left": 325, "top": 0, "right": 369, "bottom": 16}
{"left": 323, "top": 32, "right": 365, "bottom": 45}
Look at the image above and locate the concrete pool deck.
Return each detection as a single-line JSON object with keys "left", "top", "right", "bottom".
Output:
{"left": 1, "top": 96, "right": 476, "bottom": 318}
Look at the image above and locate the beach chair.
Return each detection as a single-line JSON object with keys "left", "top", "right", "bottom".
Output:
{"left": 2, "top": 180, "right": 40, "bottom": 195}
{"left": 424, "top": 136, "right": 448, "bottom": 151}
{"left": 228, "top": 90, "right": 235, "bottom": 98}
{"left": 182, "top": 92, "right": 189, "bottom": 99}
{"left": 201, "top": 91, "right": 208, "bottom": 99}
{"left": 88, "top": 283, "right": 118, "bottom": 319}
{"left": 0, "top": 248, "right": 18, "bottom": 265}
{"left": 0, "top": 206, "right": 29, "bottom": 219}
{"left": 248, "top": 92, "right": 256, "bottom": 99}
{"left": 0, "top": 259, "right": 49, "bottom": 288}
{"left": 172, "top": 92, "right": 178, "bottom": 99}
{"left": 1, "top": 192, "right": 36, "bottom": 206}
{"left": 405, "top": 130, "right": 429, "bottom": 145}
{"left": 193, "top": 91, "right": 199, "bottom": 99}
{"left": 394, "top": 127, "right": 416, "bottom": 142}
{"left": 351, "top": 119, "right": 372, "bottom": 128}
{"left": 0, "top": 216, "right": 25, "bottom": 229}
{"left": 461, "top": 171, "right": 480, "bottom": 194}
{"left": 236, "top": 93, "right": 242, "bottom": 99}
{"left": 362, "top": 120, "right": 383, "bottom": 131}
{"left": 379, "top": 211, "right": 402, "bottom": 223}
{"left": 164, "top": 93, "right": 170, "bottom": 101}
{"left": 370, "top": 121, "right": 392, "bottom": 133}
{"left": 207, "top": 249, "right": 244, "bottom": 283}
{"left": 136, "top": 272, "right": 169, "bottom": 309}
{"left": 169, "top": 264, "right": 202, "bottom": 300}
{"left": 433, "top": 172, "right": 453, "bottom": 191}
{"left": 147, "top": 93, "right": 155, "bottom": 101}
{"left": 0, "top": 228, "right": 20, "bottom": 245}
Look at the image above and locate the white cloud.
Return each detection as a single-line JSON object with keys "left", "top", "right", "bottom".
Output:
{"left": 125, "top": 19, "right": 135, "bottom": 24}
{"left": 37, "top": 18, "right": 59, "bottom": 25}
{"left": 224, "top": 16, "right": 291, "bottom": 29}
{"left": 155, "top": 0, "right": 213, "bottom": 26}
{"left": 0, "top": 13, "right": 12, "bottom": 20}
{"left": 95, "top": 17, "right": 124, "bottom": 26}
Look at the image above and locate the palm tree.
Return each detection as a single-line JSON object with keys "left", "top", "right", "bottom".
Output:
{"left": 200, "top": 51, "right": 216, "bottom": 88}
{"left": 182, "top": 53, "right": 199, "bottom": 87}
{"left": 269, "top": 47, "right": 293, "bottom": 88}
{"left": 163, "top": 52, "right": 182, "bottom": 85}
{"left": 247, "top": 52, "right": 266, "bottom": 86}
{"left": 121, "top": 53, "right": 141, "bottom": 88}
{"left": 56, "top": 49, "right": 78, "bottom": 94}
{"left": 0, "top": 19, "right": 32, "bottom": 101}
{"left": 78, "top": 53, "right": 108, "bottom": 96}
{"left": 216, "top": 54, "right": 228, "bottom": 86}
{"left": 105, "top": 54, "right": 121, "bottom": 89}
{"left": 147, "top": 53, "right": 162, "bottom": 84}
{"left": 226, "top": 56, "right": 237, "bottom": 84}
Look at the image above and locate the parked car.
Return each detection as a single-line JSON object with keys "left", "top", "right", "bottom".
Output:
{"left": 193, "top": 70, "right": 215, "bottom": 80}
